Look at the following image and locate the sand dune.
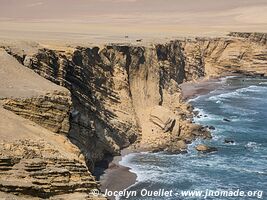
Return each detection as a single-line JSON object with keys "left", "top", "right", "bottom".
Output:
{"left": 0, "top": 0, "right": 267, "bottom": 43}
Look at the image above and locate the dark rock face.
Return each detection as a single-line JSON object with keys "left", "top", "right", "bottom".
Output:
{"left": 156, "top": 41, "right": 186, "bottom": 84}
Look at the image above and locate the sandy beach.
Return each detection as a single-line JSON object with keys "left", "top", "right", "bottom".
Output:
{"left": 99, "top": 149, "right": 137, "bottom": 200}
{"left": 180, "top": 77, "right": 228, "bottom": 101}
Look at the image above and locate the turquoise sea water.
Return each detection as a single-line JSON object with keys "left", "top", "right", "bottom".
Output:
{"left": 119, "top": 77, "right": 267, "bottom": 200}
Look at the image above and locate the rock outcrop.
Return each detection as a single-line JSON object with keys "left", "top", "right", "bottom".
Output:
{"left": 195, "top": 144, "right": 218, "bottom": 153}
{"left": 149, "top": 106, "right": 176, "bottom": 132}
{"left": 0, "top": 49, "right": 104, "bottom": 199}
{"left": 0, "top": 140, "right": 100, "bottom": 199}
{"left": 3, "top": 91, "right": 71, "bottom": 135}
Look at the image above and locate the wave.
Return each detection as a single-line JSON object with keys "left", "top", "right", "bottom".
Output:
{"left": 219, "top": 104, "right": 259, "bottom": 117}
{"left": 237, "top": 85, "right": 267, "bottom": 93}
{"left": 245, "top": 142, "right": 260, "bottom": 149}
{"left": 119, "top": 153, "right": 171, "bottom": 183}
{"left": 208, "top": 91, "right": 245, "bottom": 101}
{"left": 208, "top": 85, "right": 267, "bottom": 102}
{"left": 193, "top": 108, "right": 222, "bottom": 123}
{"left": 188, "top": 95, "right": 201, "bottom": 102}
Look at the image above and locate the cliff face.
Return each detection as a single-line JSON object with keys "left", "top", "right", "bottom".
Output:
{"left": 0, "top": 49, "right": 104, "bottom": 199}
{"left": 182, "top": 36, "right": 267, "bottom": 77}
{"left": 1, "top": 33, "right": 267, "bottom": 198}
{"left": 13, "top": 43, "right": 206, "bottom": 164}
{"left": 228, "top": 32, "right": 267, "bottom": 45}
{"left": 3, "top": 91, "right": 71, "bottom": 135}
{"left": 4, "top": 33, "right": 267, "bottom": 168}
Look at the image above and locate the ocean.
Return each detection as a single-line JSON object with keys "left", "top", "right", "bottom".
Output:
{"left": 119, "top": 77, "right": 267, "bottom": 200}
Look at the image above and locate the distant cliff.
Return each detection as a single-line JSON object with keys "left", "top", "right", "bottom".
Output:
{"left": 1, "top": 32, "right": 266, "bottom": 199}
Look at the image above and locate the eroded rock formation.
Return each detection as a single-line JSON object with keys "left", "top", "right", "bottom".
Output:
{"left": 0, "top": 49, "right": 104, "bottom": 199}
{"left": 0, "top": 32, "right": 266, "bottom": 198}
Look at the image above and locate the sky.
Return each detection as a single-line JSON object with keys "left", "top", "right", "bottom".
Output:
{"left": 0, "top": 0, "right": 267, "bottom": 42}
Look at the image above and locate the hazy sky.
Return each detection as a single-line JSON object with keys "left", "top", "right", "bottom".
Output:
{"left": 0, "top": 0, "right": 267, "bottom": 42}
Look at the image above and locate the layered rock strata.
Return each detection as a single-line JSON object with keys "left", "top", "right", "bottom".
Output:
{"left": 0, "top": 49, "right": 104, "bottom": 199}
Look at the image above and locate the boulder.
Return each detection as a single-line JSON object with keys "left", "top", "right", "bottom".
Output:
{"left": 171, "top": 121, "right": 180, "bottom": 136}
{"left": 209, "top": 126, "right": 216, "bottom": 130}
{"left": 181, "top": 123, "right": 212, "bottom": 139}
{"left": 166, "top": 140, "right": 188, "bottom": 154}
{"left": 150, "top": 106, "right": 176, "bottom": 132}
{"left": 195, "top": 144, "right": 218, "bottom": 153}
{"left": 224, "top": 139, "right": 235, "bottom": 144}
{"left": 223, "top": 118, "right": 231, "bottom": 122}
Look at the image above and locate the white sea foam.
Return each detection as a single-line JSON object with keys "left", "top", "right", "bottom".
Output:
{"left": 188, "top": 95, "right": 201, "bottom": 102}
{"left": 208, "top": 85, "right": 267, "bottom": 103}
{"left": 193, "top": 108, "right": 207, "bottom": 116}
{"left": 237, "top": 85, "right": 266, "bottom": 93}
{"left": 219, "top": 103, "right": 259, "bottom": 117}
{"left": 209, "top": 90, "right": 245, "bottom": 101}
{"left": 215, "top": 100, "right": 222, "bottom": 104}
{"left": 119, "top": 153, "right": 143, "bottom": 182}
{"left": 245, "top": 142, "right": 260, "bottom": 149}
{"left": 119, "top": 152, "right": 171, "bottom": 184}
{"left": 193, "top": 108, "right": 222, "bottom": 123}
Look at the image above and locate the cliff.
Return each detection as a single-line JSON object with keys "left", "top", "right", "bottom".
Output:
{"left": 0, "top": 49, "right": 104, "bottom": 199}
{"left": 0, "top": 32, "right": 266, "bottom": 198}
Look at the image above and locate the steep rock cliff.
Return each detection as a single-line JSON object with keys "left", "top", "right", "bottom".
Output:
{"left": 1, "top": 33, "right": 267, "bottom": 199}
{"left": 4, "top": 33, "right": 267, "bottom": 170}
{"left": 181, "top": 35, "right": 267, "bottom": 77}
{"left": 0, "top": 49, "right": 104, "bottom": 199}
{"left": 12, "top": 43, "right": 203, "bottom": 162}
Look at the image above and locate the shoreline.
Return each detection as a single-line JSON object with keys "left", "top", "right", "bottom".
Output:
{"left": 180, "top": 76, "right": 227, "bottom": 101}
{"left": 98, "top": 76, "right": 229, "bottom": 199}
{"left": 99, "top": 149, "right": 138, "bottom": 200}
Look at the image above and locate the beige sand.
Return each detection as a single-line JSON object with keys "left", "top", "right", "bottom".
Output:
{"left": 0, "top": 48, "right": 76, "bottom": 158}
{"left": 0, "top": 0, "right": 267, "bottom": 44}
{"left": 180, "top": 78, "right": 227, "bottom": 101}
{"left": 99, "top": 149, "right": 137, "bottom": 200}
{"left": 0, "top": 48, "right": 65, "bottom": 99}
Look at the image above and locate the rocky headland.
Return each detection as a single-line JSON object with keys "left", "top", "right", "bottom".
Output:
{"left": 0, "top": 32, "right": 266, "bottom": 199}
